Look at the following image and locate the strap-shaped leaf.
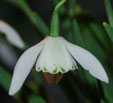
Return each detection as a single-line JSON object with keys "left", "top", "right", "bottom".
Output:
{"left": 0, "top": 66, "right": 11, "bottom": 91}
{"left": 103, "top": 22, "right": 113, "bottom": 42}
{"left": 104, "top": 0, "right": 113, "bottom": 27}
{"left": 5, "top": 0, "right": 49, "bottom": 36}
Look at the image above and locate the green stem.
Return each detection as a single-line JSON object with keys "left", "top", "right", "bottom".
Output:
{"left": 104, "top": 0, "right": 113, "bottom": 27}
{"left": 54, "top": 0, "right": 66, "bottom": 13}
{"left": 50, "top": 0, "right": 66, "bottom": 37}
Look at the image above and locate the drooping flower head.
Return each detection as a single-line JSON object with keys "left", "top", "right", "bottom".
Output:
{"left": 9, "top": 0, "right": 109, "bottom": 96}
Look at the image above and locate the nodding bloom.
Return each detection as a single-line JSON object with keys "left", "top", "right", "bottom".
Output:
{"left": 9, "top": 0, "right": 109, "bottom": 96}
{"left": 0, "top": 20, "right": 25, "bottom": 49}
{"left": 9, "top": 36, "right": 109, "bottom": 95}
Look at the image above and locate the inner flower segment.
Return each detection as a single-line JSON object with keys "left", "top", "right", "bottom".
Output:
{"left": 36, "top": 37, "right": 77, "bottom": 74}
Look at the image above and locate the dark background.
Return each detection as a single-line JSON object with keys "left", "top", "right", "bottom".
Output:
{"left": 0, "top": 0, "right": 113, "bottom": 103}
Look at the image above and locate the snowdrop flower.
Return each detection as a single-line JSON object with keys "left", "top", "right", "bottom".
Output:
{"left": 9, "top": 36, "right": 109, "bottom": 95}
{"left": 0, "top": 20, "right": 25, "bottom": 49}
{"left": 9, "top": 0, "right": 109, "bottom": 96}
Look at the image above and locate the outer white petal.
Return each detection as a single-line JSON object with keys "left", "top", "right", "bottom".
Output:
{"left": 9, "top": 37, "right": 48, "bottom": 95}
{"left": 0, "top": 20, "right": 25, "bottom": 49}
{"left": 62, "top": 37, "right": 109, "bottom": 83}
{"left": 36, "top": 37, "right": 77, "bottom": 74}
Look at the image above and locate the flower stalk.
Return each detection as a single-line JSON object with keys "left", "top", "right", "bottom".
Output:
{"left": 50, "top": 0, "right": 66, "bottom": 37}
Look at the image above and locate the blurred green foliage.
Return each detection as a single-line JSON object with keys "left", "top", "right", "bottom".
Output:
{"left": 103, "top": 0, "right": 113, "bottom": 42}
{"left": 103, "top": 22, "right": 113, "bottom": 42}
{"left": 104, "top": 0, "right": 113, "bottom": 27}
{"left": 5, "top": 0, "right": 49, "bottom": 36}
{"left": 0, "top": 66, "right": 11, "bottom": 91}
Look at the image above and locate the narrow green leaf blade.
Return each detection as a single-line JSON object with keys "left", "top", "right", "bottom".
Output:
{"left": 0, "top": 66, "right": 11, "bottom": 91}
{"left": 89, "top": 22, "right": 111, "bottom": 49}
{"left": 72, "top": 19, "right": 85, "bottom": 47}
{"left": 5, "top": 0, "right": 49, "bottom": 36}
{"left": 104, "top": 0, "right": 113, "bottom": 27}
{"left": 29, "top": 93, "right": 46, "bottom": 103}
{"left": 103, "top": 22, "right": 113, "bottom": 42}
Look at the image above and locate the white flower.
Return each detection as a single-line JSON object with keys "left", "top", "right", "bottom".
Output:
{"left": 9, "top": 36, "right": 109, "bottom": 95}
{"left": 0, "top": 20, "right": 25, "bottom": 49}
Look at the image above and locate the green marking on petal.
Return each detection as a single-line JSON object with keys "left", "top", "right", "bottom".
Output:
{"left": 53, "top": 67, "right": 58, "bottom": 73}
{"left": 72, "top": 64, "right": 75, "bottom": 70}
{"left": 38, "top": 67, "right": 40, "bottom": 70}
{"left": 43, "top": 67, "right": 47, "bottom": 71}
{"left": 60, "top": 67, "right": 66, "bottom": 72}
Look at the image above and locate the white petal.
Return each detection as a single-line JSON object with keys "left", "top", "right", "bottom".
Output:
{"left": 0, "top": 40, "right": 17, "bottom": 68}
{"left": 36, "top": 37, "right": 77, "bottom": 74}
{"left": 0, "top": 20, "right": 25, "bottom": 49}
{"left": 9, "top": 38, "right": 48, "bottom": 95}
{"left": 62, "top": 37, "right": 109, "bottom": 83}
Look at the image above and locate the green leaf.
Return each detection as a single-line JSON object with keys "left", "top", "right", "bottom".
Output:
{"left": 89, "top": 22, "right": 111, "bottom": 49}
{"left": 104, "top": 0, "right": 113, "bottom": 27}
{"left": 0, "top": 66, "right": 22, "bottom": 99}
{"left": 62, "top": 19, "right": 75, "bottom": 42}
{"left": 29, "top": 93, "right": 46, "bottom": 103}
{"left": 5, "top": 0, "right": 49, "bottom": 36}
{"left": 0, "top": 66, "right": 11, "bottom": 91}
{"left": 82, "top": 27, "right": 107, "bottom": 61}
{"left": 102, "top": 71, "right": 113, "bottom": 103}
{"left": 103, "top": 22, "right": 113, "bottom": 42}
{"left": 31, "top": 70, "right": 42, "bottom": 85}
{"left": 32, "top": 12, "right": 49, "bottom": 36}
{"left": 53, "top": 0, "right": 59, "bottom": 4}
{"left": 72, "top": 19, "right": 85, "bottom": 47}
